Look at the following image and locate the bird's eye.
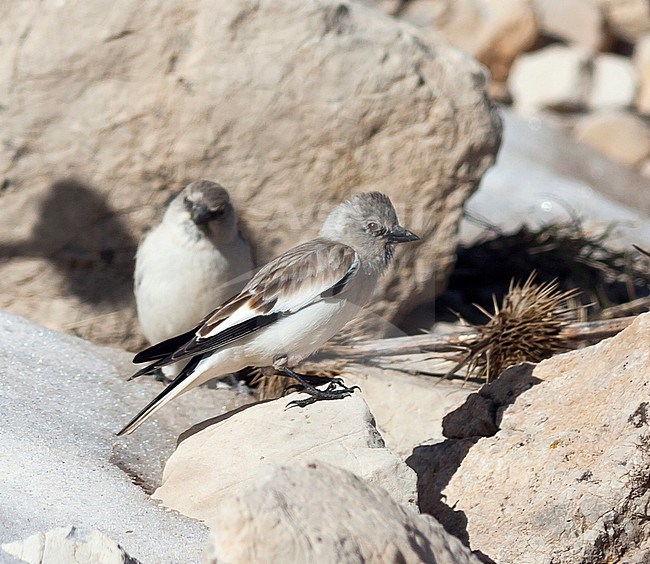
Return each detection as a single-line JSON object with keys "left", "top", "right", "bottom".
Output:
{"left": 366, "top": 221, "right": 380, "bottom": 232}
{"left": 211, "top": 206, "right": 225, "bottom": 218}
{"left": 183, "top": 197, "right": 193, "bottom": 210}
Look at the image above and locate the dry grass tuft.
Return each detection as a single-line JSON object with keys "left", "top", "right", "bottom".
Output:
{"left": 454, "top": 274, "right": 580, "bottom": 382}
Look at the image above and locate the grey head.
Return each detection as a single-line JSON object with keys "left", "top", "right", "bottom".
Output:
{"left": 167, "top": 180, "right": 238, "bottom": 237}
{"left": 319, "top": 192, "right": 419, "bottom": 273}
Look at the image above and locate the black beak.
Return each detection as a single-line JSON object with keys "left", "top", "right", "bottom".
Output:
{"left": 191, "top": 203, "right": 212, "bottom": 225}
{"left": 387, "top": 225, "right": 420, "bottom": 244}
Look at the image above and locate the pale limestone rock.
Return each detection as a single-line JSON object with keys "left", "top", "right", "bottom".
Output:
{"left": 574, "top": 110, "right": 650, "bottom": 166}
{"left": 401, "top": 0, "right": 538, "bottom": 83}
{"left": 509, "top": 45, "right": 592, "bottom": 115}
{"left": 153, "top": 393, "right": 418, "bottom": 527}
{"left": 416, "top": 313, "right": 650, "bottom": 562}
{"left": 589, "top": 53, "right": 638, "bottom": 109}
{"left": 0, "top": 311, "right": 243, "bottom": 563}
{"left": 203, "top": 462, "right": 481, "bottom": 564}
{"left": 599, "top": 0, "right": 650, "bottom": 42}
{"left": 634, "top": 34, "right": 650, "bottom": 114}
{"left": 2, "top": 527, "right": 140, "bottom": 564}
{"left": 344, "top": 366, "right": 479, "bottom": 457}
{"left": 534, "top": 0, "right": 607, "bottom": 50}
{"left": 461, "top": 109, "right": 650, "bottom": 249}
{"left": 0, "top": 0, "right": 501, "bottom": 349}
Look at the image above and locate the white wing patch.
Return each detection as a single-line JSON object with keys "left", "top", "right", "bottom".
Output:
{"left": 196, "top": 252, "right": 360, "bottom": 340}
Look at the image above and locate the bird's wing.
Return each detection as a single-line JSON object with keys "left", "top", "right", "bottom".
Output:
{"left": 131, "top": 239, "right": 359, "bottom": 376}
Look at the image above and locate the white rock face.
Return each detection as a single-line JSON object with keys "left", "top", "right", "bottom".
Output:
{"left": 461, "top": 109, "right": 650, "bottom": 249}
{"left": 419, "top": 313, "right": 650, "bottom": 562}
{"left": 588, "top": 53, "right": 638, "bottom": 109}
{"left": 0, "top": 311, "right": 254, "bottom": 563}
{"left": 0, "top": 0, "right": 501, "bottom": 348}
{"left": 509, "top": 45, "right": 592, "bottom": 115}
{"left": 153, "top": 393, "right": 418, "bottom": 527}
{"left": 203, "top": 462, "right": 481, "bottom": 564}
{"left": 534, "top": 0, "right": 606, "bottom": 50}
{"left": 574, "top": 109, "right": 650, "bottom": 166}
{"left": 2, "top": 526, "right": 139, "bottom": 564}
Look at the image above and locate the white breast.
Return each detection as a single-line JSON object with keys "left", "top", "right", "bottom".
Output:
{"left": 189, "top": 269, "right": 378, "bottom": 386}
{"left": 135, "top": 221, "right": 253, "bottom": 344}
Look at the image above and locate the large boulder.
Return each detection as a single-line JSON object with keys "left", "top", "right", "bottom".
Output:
{"left": 153, "top": 392, "right": 418, "bottom": 526}
{"left": 0, "top": 0, "right": 501, "bottom": 349}
{"left": 0, "top": 311, "right": 254, "bottom": 563}
{"left": 204, "top": 461, "right": 481, "bottom": 564}
{"left": 411, "top": 312, "right": 650, "bottom": 562}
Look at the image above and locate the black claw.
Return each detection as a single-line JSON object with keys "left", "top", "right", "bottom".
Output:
{"left": 284, "top": 387, "right": 358, "bottom": 410}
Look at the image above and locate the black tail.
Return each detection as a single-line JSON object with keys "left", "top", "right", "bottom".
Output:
{"left": 117, "top": 355, "right": 203, "bottom": 436}
{"left": 133, "top": 326, "right": 199, "bottom": 364}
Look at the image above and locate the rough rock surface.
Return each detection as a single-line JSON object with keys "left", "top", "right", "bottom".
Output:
{"left": 509, "top": 45, "right": 592, "bottom": 115}
{"left": 2, "top": 526, "right": 140, "bottom": 564}
{"left": 0, "top": 0, "right": 501, "bottom": 349}
{"left": 203, "top": 461, "right": 481, "bottom": 564}
{"left": 344, "top": 365, "right": 479, "bottom": 457}
{"left": 153, "top": 393, "right": 418, "bottom": 527}
{"left": 0, "top": 311, "right": 254, "bottom": 563}
{"left": 412, "top": 313, "right": 650, "bottom": 563}
{"left": 574, "top": 109, "right": 650, "bottom": 167}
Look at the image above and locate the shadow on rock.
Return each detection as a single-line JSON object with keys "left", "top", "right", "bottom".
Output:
{"left": 177, "top": 399, "right": 272, "bottom": 445}
{"left": 406, "top": 363, "right": 542, "bottom": 564}
{"left": 0, "top": 178, "right": 137, "bottom": 306}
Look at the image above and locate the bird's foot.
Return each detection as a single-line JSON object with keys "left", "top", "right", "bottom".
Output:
{"left": 284, "top": 380, "right": 360, "bottom": 409}
{"left": 279, "top": 366, "right": 360, "bottom": 409}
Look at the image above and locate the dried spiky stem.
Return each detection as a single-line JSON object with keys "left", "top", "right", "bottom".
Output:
{"left": 455, "top": 274, "right": 580, "bottom": 382}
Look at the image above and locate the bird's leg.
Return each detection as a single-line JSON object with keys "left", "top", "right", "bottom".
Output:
{"left": 153, "top": 368, "right": 172, "bottom": 384}
{"left": 278, "top": 366, "right": 360, "bottom": 409}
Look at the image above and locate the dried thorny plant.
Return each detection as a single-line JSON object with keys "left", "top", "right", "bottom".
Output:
{"left": 452, "top": 274, "right": 581, "bottom": 382}
{"left": 440, "top": 216, "right": 650, "bottom": 324}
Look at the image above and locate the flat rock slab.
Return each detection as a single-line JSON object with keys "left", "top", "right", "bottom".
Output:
{"left": 154, "top": 393, "right": 418, "bottom": 527}
{"left": 0, "top": 311, "right": 250, "bottom": 563}
{"left": 204, "top": 461, "right": 481, "bottom": 564}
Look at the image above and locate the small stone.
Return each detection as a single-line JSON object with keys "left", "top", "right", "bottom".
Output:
{"left": 534, "top": 0, "right": 607, "bottom": 50}
{"left": 574, "top": 110, "right": 650, "bottom": 166}
{"left": 509, "top": 45, "right": 592, "bottom": 115}
{"left": 589, "top": 53, "right": 638, "bottom": 110}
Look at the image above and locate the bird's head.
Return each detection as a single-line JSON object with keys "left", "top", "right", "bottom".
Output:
{"left": 171, "top": 180, "right": 237, "bottom": 237}
{"left": 319, "top": 192, "right": 419, "bottom": 273}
